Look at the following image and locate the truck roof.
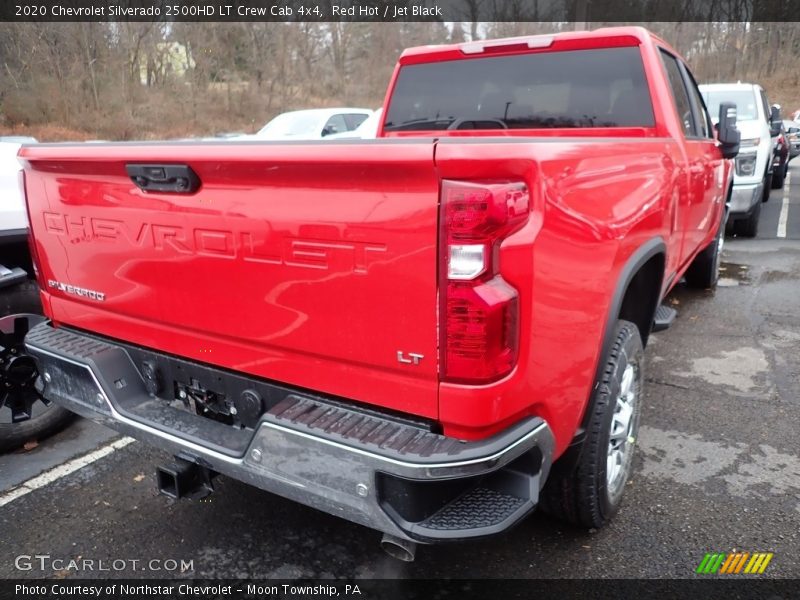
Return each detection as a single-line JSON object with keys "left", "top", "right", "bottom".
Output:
{"left": 399, "top": 26, "right": 681, "bottom": 64}
{"left": 698, "top": 82, "right": 763, "bottom": 92}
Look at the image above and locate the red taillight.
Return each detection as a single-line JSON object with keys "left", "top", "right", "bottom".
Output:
{"left": 445, "top": 181, "right": 529, "bottom": 242}
{"left": 440, "top": 180, "right": 529, "bottom": 383}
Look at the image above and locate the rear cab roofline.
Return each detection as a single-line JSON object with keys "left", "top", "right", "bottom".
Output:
{"left": 379, "top": 26, "right": 682, "bottom": 140}
{"left": 397, "top": 26, "right": 685, "bottom": 65}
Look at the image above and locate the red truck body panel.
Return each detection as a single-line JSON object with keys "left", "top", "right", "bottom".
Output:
{"left": 22, "top": 142, "right": 442, "bottom": 419}
{"left": 434, "top": 136, "right": 727, "bottom": 448}
{"left": 20, "top": 26, "right": 733, "bottom": 459}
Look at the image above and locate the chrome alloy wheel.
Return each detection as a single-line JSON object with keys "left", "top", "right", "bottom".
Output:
{"left": 606, "top": 362, "right": 640, "bottom": 496}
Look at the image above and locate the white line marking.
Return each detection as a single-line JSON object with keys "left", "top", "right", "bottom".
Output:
{"left": 777, "top": 171, "right": 791, "bottom": 238}
{"left": 0, "top": 436, "right": 135, "bottom": 507}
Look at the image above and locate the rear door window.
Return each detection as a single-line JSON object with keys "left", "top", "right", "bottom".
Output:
{"left": 681, "top": 63, "right": 713, "bottom": 139}
{"left": 384, "top": 46, "right": 655, "bottom": 131}
{"left": 660, "top": 51, "right": 696, "bottom": 138}
{"left": 759, "top": 89, "right": 771, "bottom": 124}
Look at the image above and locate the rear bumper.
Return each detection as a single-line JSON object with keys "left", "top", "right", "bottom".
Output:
{"left": 25, "top": 322, "right": 554, "bottom": 542}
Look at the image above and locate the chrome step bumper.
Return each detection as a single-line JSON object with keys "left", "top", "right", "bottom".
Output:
{"left": 25, "top": 321, "right": 554, "bottom": 542}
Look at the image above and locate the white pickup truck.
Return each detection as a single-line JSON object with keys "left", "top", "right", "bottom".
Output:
{"left": 700, "top": 83, "right": 783, "bottom": 237}
{"left": 0, "top": 142, "right": 29, "bottom": 251}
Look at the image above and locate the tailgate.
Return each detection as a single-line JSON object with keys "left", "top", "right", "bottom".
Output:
{"left": 21, "top": 141, "right": 440, "bottom": 418}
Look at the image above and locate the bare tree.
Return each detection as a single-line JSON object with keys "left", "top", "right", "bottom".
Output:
{"left": 1, "top": 21, "right": 798, "bottom": 141}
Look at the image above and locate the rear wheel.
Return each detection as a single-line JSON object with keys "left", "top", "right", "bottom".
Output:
{"left": 0, "top": 280, "right": 73, "bottom": 452}
{"left": 0, "top": 309, "right": 73, "bottom": 453}
{"left": 539, "top": 320, "right": 643, "bottom": 528}
{"left": 685, "top": 214, "right": 725, "bottom": 289}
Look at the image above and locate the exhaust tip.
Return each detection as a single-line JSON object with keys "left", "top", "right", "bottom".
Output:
{"left": 380, "top": 534, "right": 417, "bottom": 562}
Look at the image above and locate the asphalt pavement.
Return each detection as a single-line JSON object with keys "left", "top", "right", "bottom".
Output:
{"left": 1, "top": 164, "right": 799, "bottom": 580}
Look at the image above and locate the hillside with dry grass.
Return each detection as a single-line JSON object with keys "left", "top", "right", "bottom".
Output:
{"left": 2, "top": 22, "right": 799, "bottom": 141}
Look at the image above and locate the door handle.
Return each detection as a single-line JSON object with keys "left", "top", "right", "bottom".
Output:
{"left": 126, "top": 164, "right": 200, "bottom": 193}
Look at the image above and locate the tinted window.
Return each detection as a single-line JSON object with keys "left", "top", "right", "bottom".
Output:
{"left": 760, "top": 90, "right": 770, "bottom": 123}
{"left": 344, "top": 113, "right": 369, "bottom": 130}
{"left": 682, "top": 65, "right": 713, "bottom": 138}
{"left": 660, "top": 51, "right": 695, "bottom": 137}
{"left": 384, "top": 47, "right": 655, "bottom": 131}
{"left": 323, "top": 114, "right": 348, "bottom": 136}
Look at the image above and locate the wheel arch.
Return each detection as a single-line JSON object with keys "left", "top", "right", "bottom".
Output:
{"left": 551, "top": 237, "right": 666, "bottom": 473}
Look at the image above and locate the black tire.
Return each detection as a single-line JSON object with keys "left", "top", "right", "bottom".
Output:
{"left": 0, "top": 278, "right": 41, "bottom": 316}
{"left": 1, "top": 280, "right": 75, "bottom": 453}
{"left": 733, "top": 200, "right": 761, "bottom": 238}
{"left": 539, "top": 320, "right": 644, "bottom": 528}
{"left": 762, "top": 172, "right": 772, "bottom": 201}
{"left": 685, "top": 215, "right": 724, "bottom": 289}
{"left": 0, "top": 404, "right": 74, "bottom": 453}
{"left": 771, "top": 164, "right": 786, "bottom": 190}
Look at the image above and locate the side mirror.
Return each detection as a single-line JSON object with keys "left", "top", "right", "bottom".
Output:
{"left": 717, "top": 101, "right": 740, "bottom": 159}
{"left": 770, "top": 105, "right": 782, "bottom": 137}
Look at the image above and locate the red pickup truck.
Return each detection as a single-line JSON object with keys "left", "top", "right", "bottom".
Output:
{"left": 18, "top": 27, "right": 738, "bottom": 560}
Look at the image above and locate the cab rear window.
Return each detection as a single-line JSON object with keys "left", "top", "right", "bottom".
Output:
{"left": 384, "top": 46, "right": 655, "bottom": 131}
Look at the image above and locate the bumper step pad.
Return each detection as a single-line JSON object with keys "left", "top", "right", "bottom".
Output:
{"left": 422, "top": 487, "right": 526, "bottom": 531}
{"left": 270, "top": 395, "right": 464, "bottom": 459}
{"left": 652, "top": 304, "right": 677, "bottom": 332}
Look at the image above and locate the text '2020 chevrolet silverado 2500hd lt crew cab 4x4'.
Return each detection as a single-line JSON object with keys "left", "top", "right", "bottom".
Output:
{"left": 19, "top": 27, "right": 737, "bottom": 560}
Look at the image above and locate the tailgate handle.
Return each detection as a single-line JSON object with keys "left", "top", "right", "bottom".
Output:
{"left": 126, "top": 164, "right": 200, "bottom": 194}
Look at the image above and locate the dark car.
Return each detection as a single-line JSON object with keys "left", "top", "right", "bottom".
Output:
{"left": 771, "top": 120, "right": 790, "bottom": 189}
{"left": 783, "top": 119, "right": 800, "bottom": 160}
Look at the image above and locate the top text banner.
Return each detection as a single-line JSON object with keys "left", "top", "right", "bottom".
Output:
{"left": 0, "top": 0, "right": 794, "bottom": 22}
